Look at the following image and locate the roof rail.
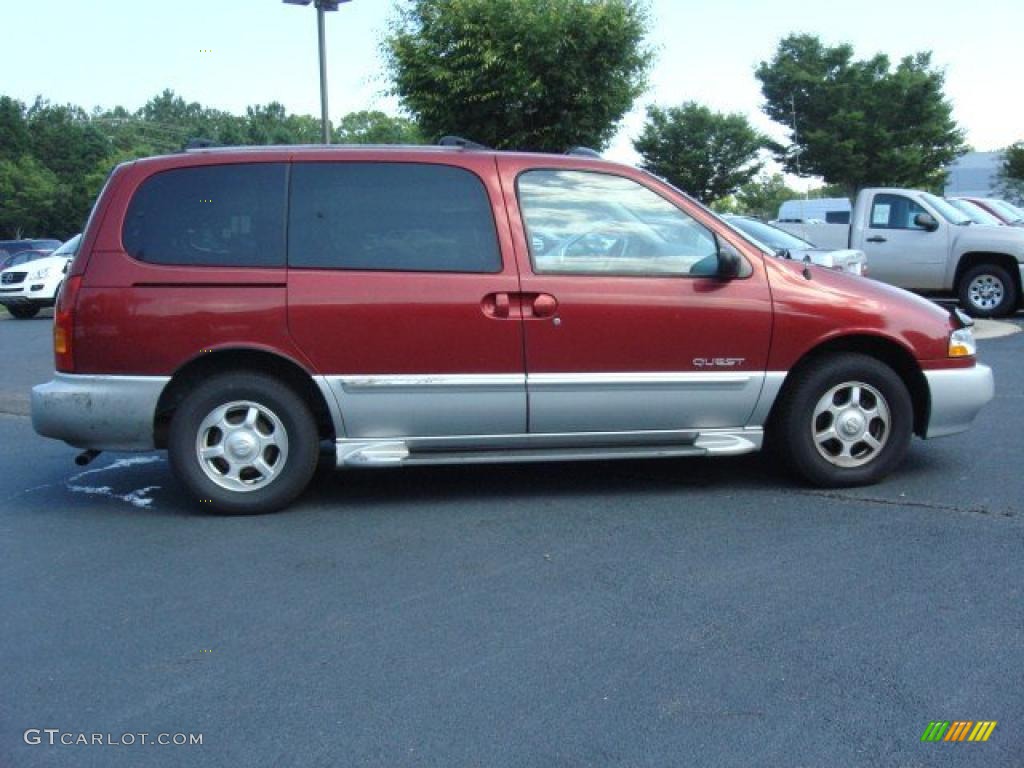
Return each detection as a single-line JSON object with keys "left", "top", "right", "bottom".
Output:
{"left": 183, "top": 137, "right": 219, "bottom": 151}
{"left": 438, "top": 135, "right": 489, "bottom": 150}
{"left": 567, "top": 146, "right": 601, "bottom": 158}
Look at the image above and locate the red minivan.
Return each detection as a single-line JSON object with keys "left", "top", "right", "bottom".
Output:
{"left": 32, "top": 145, "right": 994, "bottom": 514}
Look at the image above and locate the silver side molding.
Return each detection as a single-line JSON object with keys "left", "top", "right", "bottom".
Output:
{"left": 335, "top": 427, "right": 763, "bottom": 468}
{"left": 323, "top": 371, "right": 788, "bottom": 439}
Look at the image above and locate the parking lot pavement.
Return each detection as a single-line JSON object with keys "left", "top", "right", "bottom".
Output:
{"left": 1, "top": 318, "right": 1022, "bottom": 767}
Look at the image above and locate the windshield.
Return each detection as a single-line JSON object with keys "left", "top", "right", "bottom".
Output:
{"left": 51, "top": 234, "right": 82, "bottom": 257}
{"left": 985, "top": 199, "right": 1024, "bottom": 223}
{"left": 920, "top": 193, "right": 972, "bottom": 225}
{"left": 4, "top": 251, "right": 49, "bottom": 268}
{"left": 726, "top": 217, "right": 813, "bottom": 251}
{"left": 947, "top": 199, "right": 1002, "bottom": 226}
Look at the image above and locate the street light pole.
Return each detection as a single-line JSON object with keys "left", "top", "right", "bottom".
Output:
{"left": 283, "top": 0, "right": 352, "bottom": 145}
{"left": 317, "top": 2, "right": 329, "bottom": 144}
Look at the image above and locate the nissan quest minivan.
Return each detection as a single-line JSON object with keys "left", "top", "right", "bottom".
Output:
{"left": 32, "top": 145, "right": 994, "bottom": 514}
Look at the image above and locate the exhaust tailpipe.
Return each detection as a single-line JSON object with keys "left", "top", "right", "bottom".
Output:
{"left": 75, "top": 449, "right": 101, "bottom": 466}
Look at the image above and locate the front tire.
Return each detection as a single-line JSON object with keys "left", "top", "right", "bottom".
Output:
{"left": 8, "top": 304, "right": 40, "bottom": 319}
{"left": 772, "top": 353, "right": 913, "bottom": 487}
{"left": 168, "top": 372, "right": 319, "bottom": 514}
{"left": 958, "top": 263, "right": 1018, "bottom": 318}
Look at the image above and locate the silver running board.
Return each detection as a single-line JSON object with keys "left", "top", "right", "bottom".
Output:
{"left": 336, "top": 428, "right": 762, "bottom": 468}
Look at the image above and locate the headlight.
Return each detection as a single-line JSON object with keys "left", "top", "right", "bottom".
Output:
{"left": 30, "top": 266, "right": 52, "bottom": 280}
{"left": 948, "top": 327, "right": 976, "bottom": 358}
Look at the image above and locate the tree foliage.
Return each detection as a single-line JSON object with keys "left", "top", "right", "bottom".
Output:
{"left": 998, "top": 141, "right": 1024, "bottom": 204}
{"left": 0, "top": 90, "right": 421, "bottom": 239}
{"left": 334, "top": 110, "right": 424, "bottom": 145}
{"left": 633, "top": 102, "right": 771, "bottom": 203}
{"left": 734, "top": 173, "right": 801, "bottom": 220}
{"left": 385, "top": 0, "right": 652, "bottom": 151}
{"left": 756, "top": 34, "right": 966, "bottom": 193}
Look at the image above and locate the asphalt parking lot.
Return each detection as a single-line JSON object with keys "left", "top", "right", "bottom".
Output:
{"left": 2, "top": 308, "right": 1022, "bottom": 767}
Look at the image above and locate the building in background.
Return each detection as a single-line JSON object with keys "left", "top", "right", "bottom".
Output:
{"left": 944, "top": 151, "right": 1004, "bottom": 199}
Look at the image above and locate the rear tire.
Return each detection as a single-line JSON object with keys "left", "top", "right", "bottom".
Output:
{"left": 8, "top": 304, "right": 40, "bottom": 319}
{"left": 168, "top": 372, "right": 319, "bottom": 514}
{"left": 958, "top": 262, "right": 1017, "bottom": 318}
{"left": 772, "top": 353, "right": 913, "bottom": 487}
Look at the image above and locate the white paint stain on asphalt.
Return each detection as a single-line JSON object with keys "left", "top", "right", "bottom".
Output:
{"left": 65, "top": 456, "right": 164, "bottom": 508}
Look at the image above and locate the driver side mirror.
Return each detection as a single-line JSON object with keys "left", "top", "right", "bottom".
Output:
{"left": 716, "top": 240, "right": 747, "bottom": 279}
{"left": 914, "top": 212, "right": 939, "bottom": 232}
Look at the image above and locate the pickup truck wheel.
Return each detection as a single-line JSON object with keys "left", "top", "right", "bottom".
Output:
{"left": 774, "top": 354, "right": 913, "bottom": 487}
{"left": 8, "top": 305, "right": 40, "bottom": 319}
{"left": 958, "top": 263, "right": 1017, "bottom": 318}
{"left": 168, "top": 372, "right": 319, "bottom": 514}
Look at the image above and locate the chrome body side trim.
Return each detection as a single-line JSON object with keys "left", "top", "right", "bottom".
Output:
{"left": 336, "top": 427, "right": 763, "bottom": 467}
{"left": 527, "top": 372, "right": 755, "bottom": 387}
{"left": 338, "top": 374, "right": 525, "bottom": 391}
{"left": 31, "top": 373, "right": 170, "bottom": 451}
{"left": 324, "top": 371, "right": 787, "bottom": 439}
{"left": 527, "top": 372, "right": 765, "bottom": 433}
{"left": 325, "top": 374, "right": 527, "bottom": 438}
{"left": 923, "top": 364, "right": 994, "bottom": 438}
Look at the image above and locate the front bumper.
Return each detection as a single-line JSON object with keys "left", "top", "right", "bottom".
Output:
{"left": 0, "top": 281, "right": 58, "bottom": 307}
{"left": 923, "top": 364, "right": 994, "bottom": 438}
{"left": 32, "top": 374, "right": 170, "bottom": 451}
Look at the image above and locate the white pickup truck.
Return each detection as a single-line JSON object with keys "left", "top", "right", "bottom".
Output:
{"left": 776, "top": 188, "right": 1024, "bottom": 317}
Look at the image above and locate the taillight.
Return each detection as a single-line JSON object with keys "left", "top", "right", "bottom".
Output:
{"left": 54, "top": 275, "right": 81, "bottom": 372}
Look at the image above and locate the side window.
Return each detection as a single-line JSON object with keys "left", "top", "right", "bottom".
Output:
{"left": 869, "top": 194, "right": 929, "bottom": 230}
{"left": 123, "top": 163, "right": 287, "bottom": 267}
{"left": 517, "top": 170, "right": 719, "bottom": 276}
{"left": 825, "top": 210, "right": 850, "bottom": 224}
{"left": 288, "top": 163, "right": 501, "bottom": 273}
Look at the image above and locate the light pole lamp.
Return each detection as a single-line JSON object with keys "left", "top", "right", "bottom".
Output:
{"left": 283, "top": 0, "right": 352, "bottom": 144}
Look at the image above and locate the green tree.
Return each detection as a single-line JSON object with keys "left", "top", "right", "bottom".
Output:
{"left": 335, "top": 110, "right": 424, "bottom": 144}
{"left": 0, "top": 96, "right": 31, "bottom": 161}
{"left": 385, "top": 0, "right": 652, "bottom": 151}
{"left": 998, "top": 142, "right": 1024, "bottom": 204}
{"left": 633, "top": 102, "right": 771, "bottom": 203}
{"left": 756, "top": 34, "right": 966, "bottom": 194}
{"left": 734, "top": 173, "right": 801, "bottom": 220}
{"left": 0, "top": 155, "right": 63, "bottom": 238}
{"left": 24, "top": 99, "right": 110, "bottom": 237}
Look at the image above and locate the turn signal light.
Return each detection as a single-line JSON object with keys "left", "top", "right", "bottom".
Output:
{"left": 948, "top": 328, "right": 976, "bottom": 358}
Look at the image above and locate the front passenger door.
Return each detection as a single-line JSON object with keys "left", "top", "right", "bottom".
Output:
{"left": 499, "top": 162, "right": 773, "bottom": 435}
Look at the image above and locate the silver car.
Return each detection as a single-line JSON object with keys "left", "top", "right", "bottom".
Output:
{"left": 723, "top": 214, "right": 868, "bottom": 276}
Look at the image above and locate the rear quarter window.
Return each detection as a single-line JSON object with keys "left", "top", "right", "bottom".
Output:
{"left": 288, "top": 162, "right": 501, "bottom": 273}
{"left": 122, "top": 163, "right": 287, "bottom": 267}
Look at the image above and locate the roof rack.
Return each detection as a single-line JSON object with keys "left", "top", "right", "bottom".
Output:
{"left": 566, "top": 146, "right": 601, "bottom": 158}
{"left": 183, "top": 137, "right": 219, "bottom": 151}
{"left": 438, "top": 135, "right": 489, "bottom": 150}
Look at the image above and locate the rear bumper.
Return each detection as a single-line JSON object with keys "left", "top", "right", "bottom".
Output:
{"left": 32, "top": 374, "right": 169, "bottom": 451}
{"left": 923, "top": 364, "right": 994, "bottom": 438}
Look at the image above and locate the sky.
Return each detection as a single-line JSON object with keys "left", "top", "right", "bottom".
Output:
{"left": 3, "top": 0, "right": 1022, "bottom": 182}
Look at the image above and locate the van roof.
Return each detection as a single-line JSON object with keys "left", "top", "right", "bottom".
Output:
{"left": 127, "top": 143, "right": 635, "bottom": 175}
